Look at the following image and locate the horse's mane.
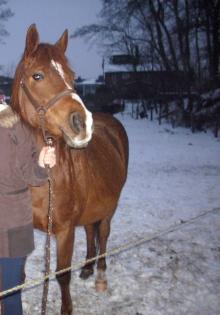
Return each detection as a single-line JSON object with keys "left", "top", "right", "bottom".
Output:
{"left": 10, "top": 43, "right": 75, "bottom": 118}
{"left": 10, "top": 59, "right": 24, "bottom": 116}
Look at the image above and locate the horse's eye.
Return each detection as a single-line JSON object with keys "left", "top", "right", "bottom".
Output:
{"left": 32, "top": 73, "right": 44, "bottom": 81}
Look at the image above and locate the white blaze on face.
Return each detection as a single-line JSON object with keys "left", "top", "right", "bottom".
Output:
{"left": 51, "top": 59, "right": 72, "bottom": 89}
{"left": 51, "top": 60, "right": 93, "bottom": 146}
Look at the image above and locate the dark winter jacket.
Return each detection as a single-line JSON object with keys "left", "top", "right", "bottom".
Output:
{"left": 0, "top": 104, "right": 48, "bottom": 258}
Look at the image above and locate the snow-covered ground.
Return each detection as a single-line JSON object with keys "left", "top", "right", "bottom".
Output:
{"left": 23, "top": 113, "right": 220, "bottom": 315}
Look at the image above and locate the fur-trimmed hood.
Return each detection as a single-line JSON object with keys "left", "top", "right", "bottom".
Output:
{"left": 0, "top": 104, "right": 20, "bottom": 128}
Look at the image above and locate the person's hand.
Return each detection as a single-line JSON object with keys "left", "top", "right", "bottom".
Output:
{"left": 38, "top": 146, "right": 56, "bottom": 168}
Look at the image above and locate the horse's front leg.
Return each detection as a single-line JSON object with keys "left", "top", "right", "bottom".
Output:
{"left": 55, "top": 227, "right": 75, "bottom": 315}
{"left": 95, "top": 217, "right": 112, "bottom": 292}
{"left": 80, "top": 223, "right": 97, "bottom": 280}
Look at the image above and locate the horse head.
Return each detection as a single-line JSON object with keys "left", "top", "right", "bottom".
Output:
{"left": 11, "top": 24, "right": 93, "bottom": 148}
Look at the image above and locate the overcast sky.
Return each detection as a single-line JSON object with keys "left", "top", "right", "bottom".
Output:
{"left": 1, "top": 0, "right": 102, "bottom": 79}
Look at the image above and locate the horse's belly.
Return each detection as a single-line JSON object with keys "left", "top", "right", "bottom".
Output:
{"left": 77, "top": 193, "right": 118, "bottom": 226}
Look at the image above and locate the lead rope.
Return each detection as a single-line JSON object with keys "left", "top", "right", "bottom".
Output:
{"left": 31, "top": 102, "right": 54, "bottom": 314}
{"left": 40, "top": 134, "right": 55, "bottom": 315}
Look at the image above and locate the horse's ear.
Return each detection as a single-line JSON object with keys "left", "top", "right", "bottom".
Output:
{"left": 24, "top": 24, "right": 39, "bottom": 58}
{"left": 55, "top": 29, "right": 68, "bottom": 52}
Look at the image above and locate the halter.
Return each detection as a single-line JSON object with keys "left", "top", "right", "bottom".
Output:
{"left": 20, "top": 79, "right": 74, "bottom": 143}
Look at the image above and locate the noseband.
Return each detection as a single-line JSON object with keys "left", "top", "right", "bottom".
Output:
{"left": 20, "top": 79, "right": 74, "bottom": 143}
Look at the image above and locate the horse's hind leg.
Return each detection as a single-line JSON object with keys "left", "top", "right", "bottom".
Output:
{"left": 56, "top": 227, "right": 75, "bottom": 315}
{"left": 95, "top": 217, "right": 112, "bottom": 292}
{"left": 80, "top": 223, "right": 97, "bottom": 279}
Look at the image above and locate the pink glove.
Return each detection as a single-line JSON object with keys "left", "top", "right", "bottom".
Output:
{"left": 38, "top": 147, "right": 56, "bottom": 168}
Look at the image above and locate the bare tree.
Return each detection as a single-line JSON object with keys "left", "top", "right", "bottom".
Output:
{"left": 0, "top": 0, "right": 13, "bottom": 44}
{"left": 72, "top": 0, "right": 149, "bottom": 67}
{"left": 72, "top": 0, "right": 219, "bottom": 88}
{"left": 0, "top": 0, "right": 13, "bottom": 72}
{"left": 199, "top": 0, "right": 220, "bottom": 82}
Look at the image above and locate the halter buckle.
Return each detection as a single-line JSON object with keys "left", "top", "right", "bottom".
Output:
{"left": 37, "top": 106, "right": 47, "bottom": 116}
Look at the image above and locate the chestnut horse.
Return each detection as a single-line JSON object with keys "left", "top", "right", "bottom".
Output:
{"left": 10, "top": 24, "right": 128, "bottom": 315}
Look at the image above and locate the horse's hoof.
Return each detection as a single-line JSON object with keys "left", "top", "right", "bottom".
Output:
{"left": 79, "top": 267, "right": 94, "bottom": 280}
{"left": 95, "top": 270, "right": 108, "bottom": 292}
{"left": 95, "top": 278, "right": 108, "bottom": 292}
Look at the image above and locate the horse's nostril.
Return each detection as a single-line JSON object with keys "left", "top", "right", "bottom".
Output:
{"left": 71, "top": 112, "right": 84, "bottom": 134}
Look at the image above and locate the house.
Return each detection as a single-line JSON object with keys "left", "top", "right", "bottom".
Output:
{"left": 105, "top": 69, "right": 189, "bottom": 101}
{"left": 75, "top": 78, "right": 104, "bottom": 98}
{"left": 104, "top": 54, "right": 190, "bottom": 102}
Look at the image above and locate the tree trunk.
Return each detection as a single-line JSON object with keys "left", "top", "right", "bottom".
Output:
{"left": 149, "top": 0, "right": 172, "bottom": 71}
{"left": 156, "top": 0, "right": 179, "bottom": 70}
{"left": 204, "top": 5, "right": 213, "bottom": 79}
{"left": 195, "top": 10, "right": 201, "bottom": 82}
{"left": 211, "top": 1, "right": 220, "bottom": 81}
{"left": 173, "top": 0, "right": 185, "bottom": 70}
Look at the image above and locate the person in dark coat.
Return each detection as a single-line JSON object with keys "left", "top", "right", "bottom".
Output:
{"left": 0, "top": 103, "right": 56, "bottom": 314}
